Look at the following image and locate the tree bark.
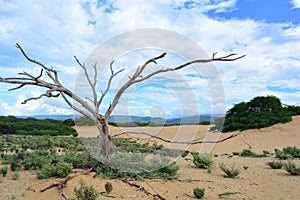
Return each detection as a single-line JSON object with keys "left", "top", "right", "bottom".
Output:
{"left": 95, "top": 116, "right": 111, "bottom": 157}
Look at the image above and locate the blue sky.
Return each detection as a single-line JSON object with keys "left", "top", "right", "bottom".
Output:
{"left": 0, "top": 0, "right": 300, "bottom": 118}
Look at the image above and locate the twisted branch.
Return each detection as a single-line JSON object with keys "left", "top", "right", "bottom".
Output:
{"left": 111, "top": 131, "right": 244, "bottom": 145}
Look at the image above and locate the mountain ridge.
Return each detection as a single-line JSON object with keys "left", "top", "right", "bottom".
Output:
{"left": 17, "top": 114, "right": 224, "bottom": 124}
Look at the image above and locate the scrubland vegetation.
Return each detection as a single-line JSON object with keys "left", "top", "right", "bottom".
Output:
{"left": 0, "top": 95, "right": 299, "bottom": 199}
{"left": 212, "top": 95, "right": 300, "bottom": 132}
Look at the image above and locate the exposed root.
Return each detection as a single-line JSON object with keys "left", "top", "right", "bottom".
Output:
{"left": 122, "top": 179, "right": 166, "bottom": 200}
{"left": 39, "top": 168, "right": 93, "bottom": 200}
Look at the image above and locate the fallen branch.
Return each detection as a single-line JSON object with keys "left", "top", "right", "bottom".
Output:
{"left": 176, "top": 178, "right": 214, "bottom": 183}
{"left": 122, "top": 179, "right": 166, "bottom": 200}
{"left": 39, "top": 168, "right": 93, "bottom": 200}
{"left": 99, "top": 191, "right": 117, "bottom": 198}
{"left": 111, "top": 131, "right": 244, "bottom": 145}
{"left": 242, "top": 139, "right": 252, "bottom": 149}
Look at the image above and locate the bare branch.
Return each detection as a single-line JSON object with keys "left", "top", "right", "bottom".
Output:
{"left": 74, "top": 56, "right": 99, "bottom": 108}
{"left": 21, "top": 89, "right": 60, "bottom": 104}
{"left": 16, "top": 43, "right": 61, "bottom": 84}
{"left": 97, "top": 61, "right": 125, "bottom": 110}
{"left": 105, "top": 52, "right": 244, "bottom": 120}
{"left": 9, "top": 83, "right": 26, "bottom": 91}
{"left": 111, "top": 131, "right": 243, "bottom": 145}
{"left": 15, "top": 43, "right": 55, "bottom": 73}
{"left": 60, "top": 93, "right": 95, "bottom": 120}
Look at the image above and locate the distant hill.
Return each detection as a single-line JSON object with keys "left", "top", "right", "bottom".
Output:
{"left": 18, "top": 114, "right": 224, "bottom": 125}
{"left": 18, "top": 115, "right": 77, "bottom": 121}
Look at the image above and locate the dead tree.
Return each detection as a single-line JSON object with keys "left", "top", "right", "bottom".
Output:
{"left": 0, "top": 43, "right": 245, "bottom": 156}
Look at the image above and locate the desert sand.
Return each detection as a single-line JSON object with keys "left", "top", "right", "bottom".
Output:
{"left": 1, "top": 116, "right": 300, "bottom": 200}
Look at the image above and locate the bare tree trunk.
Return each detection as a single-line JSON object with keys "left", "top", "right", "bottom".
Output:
{"left": 95, "top": 116, "right": 111, "bottom": 157}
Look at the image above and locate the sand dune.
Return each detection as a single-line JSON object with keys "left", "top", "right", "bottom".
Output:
{"left": 75, "top": 115, "right": 300, "bottom": 154}
{"left": 1, "top": 116, "right": 299, "bottom": 200}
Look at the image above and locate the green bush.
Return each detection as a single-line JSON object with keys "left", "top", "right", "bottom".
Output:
{"left": 0, "top": 166, "right": 8, "bottom": 177}
{"left": 36, "top": 164, "right": 56, "bottom": 179}
{"left": 191, "top": 152, "right": 214, "bottom": 171}
{"left": 36, "top": 162, "right": 72, "bottom": 179}
{"left": 282, "top": 146, "right": 300, "bottom": 158}
{"left": 219, "top": 163, "right": 240, "bottom": 178}
{"left": 61, "top": 151, "right": 90, "bottom": 168}
{"left": 240, "top": 149, "right": 268, "bottom": 158}
{"left": 55, "top": 162, "right": 73, "bottom": 178}
{"left": 284, "top": 162, "right": 300, "bottom": 176}
{"left": 240, "top": 149, "right": 256, "bottom": 157}
{"left": 73, "top": 179, "right": 99, "bottom": 200}
{"left": 266, "top": 161, "right": 283, "bottom": 169}
{"left": 218, "top": 96, "right": 299, "bottom": 132}
{"left": 12, "top": 171, "right": 20, "bottom": 180}
{"left": 193, "top": 188, "right": 205, "bottom": 199}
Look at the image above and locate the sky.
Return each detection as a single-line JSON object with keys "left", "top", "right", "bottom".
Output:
{"left": 0, "top": 0, "right": 300, "bottom": 119}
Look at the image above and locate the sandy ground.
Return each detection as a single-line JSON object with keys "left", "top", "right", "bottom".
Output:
{"left": 1, "top": 116, "right": 300, "bottom": 200}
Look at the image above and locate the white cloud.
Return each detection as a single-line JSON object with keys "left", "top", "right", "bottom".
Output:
{"left": 0, "top": 93, "right": 73, "bottom": 116}
{"left": 0, "top": 0, "right": 299, "bottom": 117}
{"left": 290, "top": 0, "right": 300, "bottom": 9}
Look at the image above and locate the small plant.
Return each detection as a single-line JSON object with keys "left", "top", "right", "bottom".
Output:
{"left": 243, "top": 166, "right": 249, "bottom": 170}
{"left": 193, "top": 188, "right": 205, "bottom": 199}
{"left": 282, "top": 146, "right": 300, "bottom": 158}
{"left": 73, "top": 179, "right": 99, "bottom": 200}
{"left": 1, "top": 166, "right": 9, "bottom": 177}
{"left": 55, "top": 162, "right": 73, "bottom": 178}
{"left": 284, "top": 161, "right": 300, "bottom": 175}
{"left": 36, "top": 164, "right": 55, "bottom": 179}
{"left": 36, "top": 162, "right": 72, "bottom": 179}
{"left": 275, "top": 149, "right": 290, "bottom": 160}
{"left": 262, "top": 150, "right": 270, "bottom": 155}
{"left": 181, "top": 150, "right": 189, "bottom": 158}
{"left": 219, "top": 163, "right": 240, "bottom": 178}
{"left": 191, "top": 152, "right": 213, "bottom": 171}
{"left": 266, "top": 161, "right": 283, "bottom": 169}
{"left": 218, "top": 191, "right": 241, "bottom": 197}
{"left": 105, "top": 182, "right": 113, "bottom": 194}
{"left": 232, "top": 152, "right": 240, "bottom": 156}
{"left": 240, "top": 149, "right": 256, "bottom": 157}
{"left": 12, "top": 171, "right": 20, "bottom": 180}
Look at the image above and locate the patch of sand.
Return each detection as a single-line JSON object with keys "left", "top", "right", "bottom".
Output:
{"left": 1, "top": 116, "right": 299, "bottom": 200}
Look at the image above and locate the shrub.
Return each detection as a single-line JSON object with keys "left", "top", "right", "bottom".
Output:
{"left": 243, "top": 166, "right": 249, "bottom": 170}
{"left": 219, "top": 163, "right": 240, "bottom": 178}
{"left": 266, "top": 161, "right": 283, "bottom": 169}
{"left": 36, "top": 162, "right": 72, "bottom": 179}
{"left": 73, "top": 179, "right": 99, "bottom": 200}
{"left": 193, "top": 188, "right": 205, "bottom": 199}
{"left": 0, "top": 166, "right": 9, "bottom": 177}
{"left": 220, "top": 96, "right": 297, "bottom": 132}
{"left": 55, "top": 162, "right": 73, "bottom": 178}
{"left": 282, "top": 146, "right": 300, "bottom": 158}
{"left": 12, "top": 171, "right": 20, "bottom": 180}
{"left": 36, "top": 164, "right": 55, "bottom": 179}
{"left": 95, "top": 153, "right": 179, "bottom": 179}
{"left": 11, "top": 160, "right": 22, "bottom": 171}
{"left": 191, "top": 152, "right": 213, "bottom": 171}
{"left": 240, "top": 149, "right": 268, "bottom": 158}
{"left": 240, "top": 149, "right": 256, "bottom": 157}
{"left": 181, "top": 150, "right": 189, "bottom": 158}
{"left": 275, "top": 149, "right": 291, "bottom": 160}
{"left": 284, "top": 162, "right": 300, "bottom": 176}
{"left": 62, "top": 151, "right": 89, "bottom": 168}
